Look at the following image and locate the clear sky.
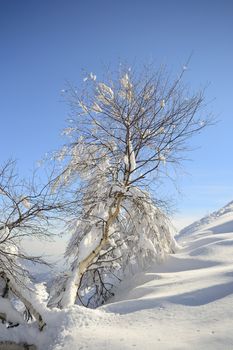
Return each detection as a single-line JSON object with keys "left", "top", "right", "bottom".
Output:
{"left": 1, "top": 0, "right": 233, "bottom": 229}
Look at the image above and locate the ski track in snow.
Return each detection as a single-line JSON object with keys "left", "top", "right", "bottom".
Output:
{"left": 2, "top": 203, "right": 233, "bottom": 349}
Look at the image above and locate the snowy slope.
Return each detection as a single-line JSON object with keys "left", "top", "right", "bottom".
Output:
{"left": 1, "top": 203, "right": 233, "bottom": 349}
{"left": 179, "top": 200, "right": 233, "bottom": 236}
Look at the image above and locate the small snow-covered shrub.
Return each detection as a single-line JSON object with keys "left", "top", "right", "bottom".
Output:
{"left": 0, "top": 160, "right": 63, "bottom": 330}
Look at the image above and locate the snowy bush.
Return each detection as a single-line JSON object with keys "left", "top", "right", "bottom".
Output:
{"left": 0, "top": 160, "right": 63, "bottom": 330}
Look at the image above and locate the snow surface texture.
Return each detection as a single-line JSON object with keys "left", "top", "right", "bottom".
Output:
{"left": 179, "top": 200, "right": 233, "bottom": 236}
{"left": 1, "top": 201, "right": 233, "bottom": 349}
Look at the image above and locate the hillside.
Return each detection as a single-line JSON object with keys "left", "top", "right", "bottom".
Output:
{"left": 179, "top": 200, "right": 233, "bottom": 236}
{"left": 1, "top": 202, "right": 233, "bottom": 349}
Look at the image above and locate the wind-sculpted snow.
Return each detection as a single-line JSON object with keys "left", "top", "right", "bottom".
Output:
{"left": 50, "top": 225, "right": 233, "bottom": 349}
{"left": 179, "top": 200, "right": 233, "bottom": 236}
{"left": 2, "top": 202, "right": 233, "bottom": 349}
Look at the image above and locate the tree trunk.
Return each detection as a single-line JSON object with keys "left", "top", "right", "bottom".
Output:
{"left": 1, "top": 273, "right": 46, "bottom": 331}
{"left": 61, "top": 192, "right": 124, "bottom": 308}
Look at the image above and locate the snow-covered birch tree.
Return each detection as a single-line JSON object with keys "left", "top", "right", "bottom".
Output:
{"left": 49, "top": 64, "right": 210, "bottom": 308}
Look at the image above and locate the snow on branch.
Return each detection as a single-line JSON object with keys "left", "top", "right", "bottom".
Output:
{"left": 48, "top": 63, "right": 210, "bottom": 309}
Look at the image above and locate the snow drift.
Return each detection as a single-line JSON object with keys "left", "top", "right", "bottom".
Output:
{"left": 179, "top": 200, "right": 233, "bottom": 236}
{"left": 1, "top": 200, "right": 233, "bottom": 349}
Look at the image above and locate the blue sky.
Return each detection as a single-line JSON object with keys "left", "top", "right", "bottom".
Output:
{"left": 1, "top": 0, "right": 233, "bottom": 229}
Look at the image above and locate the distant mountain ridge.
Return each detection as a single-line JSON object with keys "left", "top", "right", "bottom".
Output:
{"left": 179, "top": 200, "right": 233, "bottom": 236}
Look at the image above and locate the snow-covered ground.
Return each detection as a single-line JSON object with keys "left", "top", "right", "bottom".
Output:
{"left": 1, "top": 201, "right": 233, "bottom": 349}
{"left": 179, "top": 200, "right": 233, "bottom": 236}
